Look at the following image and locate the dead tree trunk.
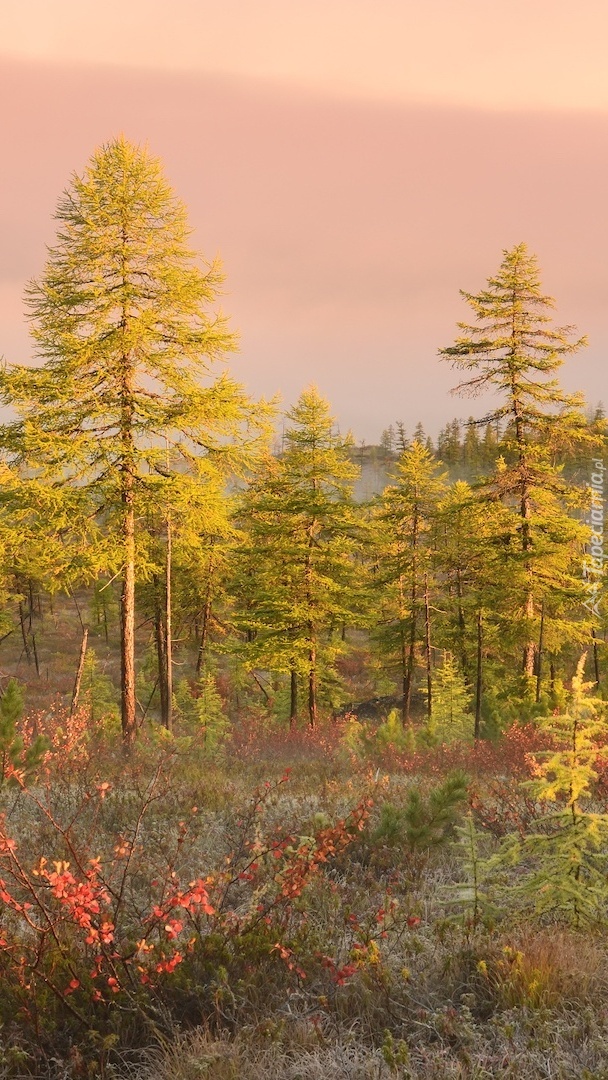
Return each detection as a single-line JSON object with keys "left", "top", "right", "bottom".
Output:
{"left": 70, "top": 628, "right": 89, "bottom": 715}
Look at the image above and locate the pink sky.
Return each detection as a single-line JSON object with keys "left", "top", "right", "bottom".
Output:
{"left": 1, "top": 2, "right": 607, "bottom": 440}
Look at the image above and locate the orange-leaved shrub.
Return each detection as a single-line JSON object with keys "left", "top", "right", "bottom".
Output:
{"left": 0, "top": 761, "right": 373, "bottom": 1062}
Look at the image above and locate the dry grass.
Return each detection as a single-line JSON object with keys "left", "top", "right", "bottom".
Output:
{"left": 138, "top": 1014, "right": 608, "bottom": 1080}
{"left": 141, "top": 1029, "right": 392, "bottom": 1080}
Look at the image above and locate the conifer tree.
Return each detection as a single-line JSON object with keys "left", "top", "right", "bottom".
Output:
{"left": 0, "top": 679, "right": 47, "bottom": 787}
{"left": 440, "top": 244, "right": 589, "bottom": 678}
{"left": 231, "top": 387, "right": 361, "bottom": 727}
{"left": 0, "top": 463, "right": 104, "bottom": 656}
{"left": 480, "top": 421, "right": 500, "bottom": 470}
{"left": 395, "top": 422, "right": 409, "bottom": 453}
{"left": 424, "top": 652, "right": 473, "bottom": 744}
{"left": 498, "top": 656, "right": 608, "bottom": 927}
{"left": 462, "top": 418, "right": 481, "bottom": 473}
{"left": 373, "top": 441, "right": 447, "bottom": 725}
{"left": 0, "top": 138, "right": 269, "bottom": 745}
{"left": 379, "top": 425, "right": 396, "bottom": 459}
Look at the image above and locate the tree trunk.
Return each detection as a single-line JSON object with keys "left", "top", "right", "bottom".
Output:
{"left": 550, "top": 659, "right": 557, "bottom": 702}
{"left": 535, "top": 602, "right": 545, "bottom": 703}
{"left": 289, "top": 665, "right": 298, "bottom": 729}
{"left": 18, "top": 602, "right": 31, "bottom": 665}
{"left": 102, "top": 592, "right": 109, "bottom": 645}
{"left": 456, "top": 568, "right": 469, "bottom": 679}
{"left": 400, "top": 630, "right": 408, "bottom": 727}
{"left": 165, "top": 512, "right": 173, "bottom": 732}
{"left": 402, "top": 524, "right": 419, "bottom": 726}
{"left": 523, "top": 635, "right": 536, "bottom": 678}
{"left": 305, "top": 524, "right": 318, "bottom": 730}
{"left": 71, "top": 628, "right": 89, "bottom": 715}
{"left": 27, "top": 580, "right": 34, "bottom": 630}
{"left": 520, "top": 481, "right": 536, "bottom": 676}
{"left": 424, "top": 572, "right": 432, "bottom": 722}
{"left": 514, "top": 376, "right": 536, "bottom": 678}
{"left": 31, "top": 631, "right": 40, "bottom": 678}
{"left": 308, "top": 635, "right": 317, "bottom": 729}
{"left": 403, "top": 607, "right": 417, "bottom": 726}
{"left": 120, "top": 473, "right": 137, "bottom": 747}
{"left": 251, "top": 670, "right": 270, "bottom": 704}
{"left": 474, "top": 609, "right": 483, "bottom": 740}
{"left": 154, "top": 587, "right": 168, "bottom": 729}
{"left": 195, "top": 589, "right": 212, "bottom": 678}
{"left": 120, "top": 349, "right": 137, "bottom": 748}
{"left": 592, "top": 628, "right": 601, "bottom": 686}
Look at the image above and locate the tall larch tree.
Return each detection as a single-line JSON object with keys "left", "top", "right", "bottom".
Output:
{"left": 0, "top": 137, "right": 270, "bottom": 746}
{"left": 439, "top": 243, "right": 589, "bottom": 679}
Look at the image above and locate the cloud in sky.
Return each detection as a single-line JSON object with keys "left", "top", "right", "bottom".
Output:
{"left": 1, "top": 10, "right": 607, "bottom": 439}
{"left": 3, "top": 0, "right": 608, "bottom": 112}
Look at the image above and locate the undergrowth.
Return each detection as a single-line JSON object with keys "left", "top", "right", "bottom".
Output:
{"left": 0, "top": 693, "right": 607, "bottom": 1078}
